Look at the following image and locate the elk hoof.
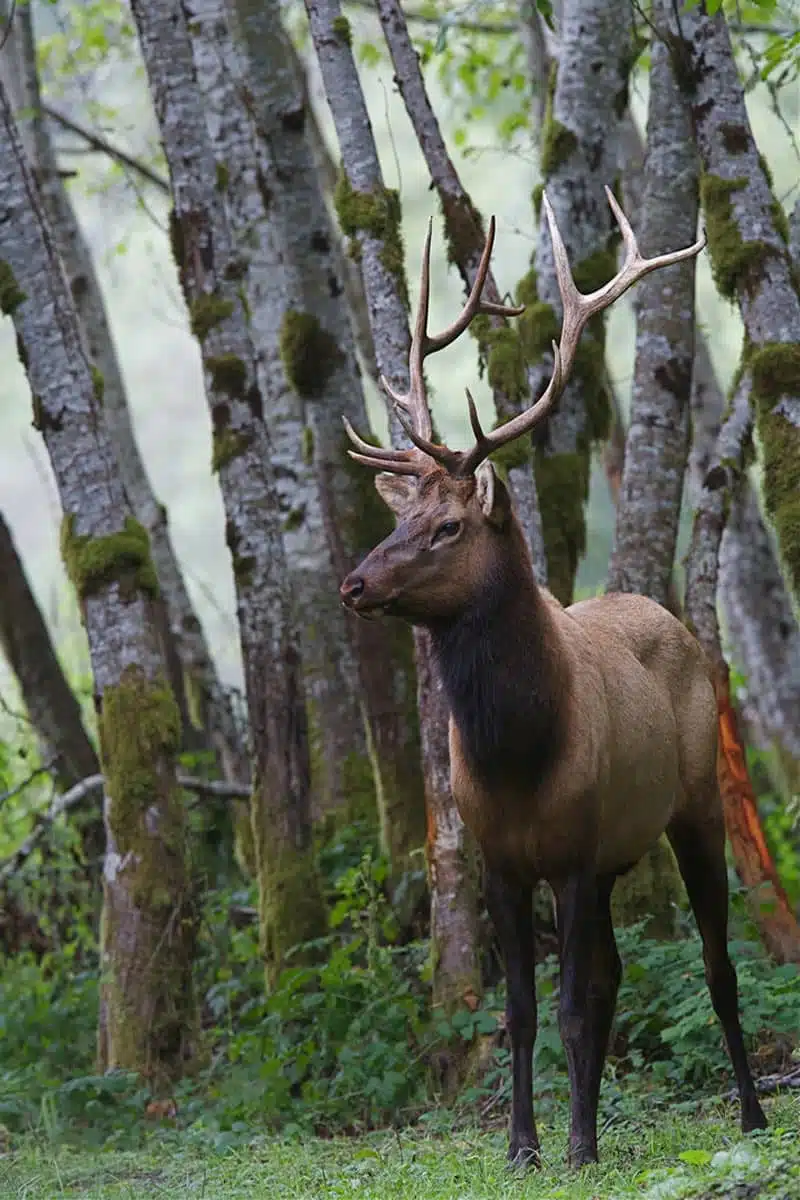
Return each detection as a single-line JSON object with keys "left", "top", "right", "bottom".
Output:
{"left": 507, "top": 1138, "right": 541, "bottom": 1171}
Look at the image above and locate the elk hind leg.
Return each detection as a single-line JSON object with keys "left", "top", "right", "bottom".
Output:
{"left": 585, "top": 874, "right": 622, "bottom": 1118}
{"left": 553, "top": 871, "right": 602, "bottom": 1168}
{"left": 485, "top": 866, "right": 540, "bottom": 1169}
{"left": 667, "top": 810, "right": 767, "bottom": 1132}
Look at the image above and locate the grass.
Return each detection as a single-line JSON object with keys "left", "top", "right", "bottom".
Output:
{"left": 0, "top": 1095, "right": 797, "bottom": 1199}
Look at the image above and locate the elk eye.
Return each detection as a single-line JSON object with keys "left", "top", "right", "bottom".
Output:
{"left": 433, "top": 519, "right": 461, "bottom": 544}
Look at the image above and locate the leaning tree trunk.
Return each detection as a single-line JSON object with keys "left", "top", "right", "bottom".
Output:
{"left": 7, "top": 0, "right": 246, "bottom": 782}
{"left": 303, "top": 0, "right": 437, "bottom": 913}
{"left": 130, "top": 0, "right": 326, "bottom": 978}
{"left": 522, "top": 0, "right": 633, "bottom": 606}
{"left": 686, "top": 378, "right": 800, "bottom": 964}
{"left": 605, "top": 7, "right": 699, "bottom": 936}
{"left": 0, "top": 85, "right": 196, "bottom": 1082}
{"left": 688, "top": 302, "right": 800, "bottom": 823}
{"left": 679, "top": 4, "right": 800, "bottom": 608}
{"left": 0, "top": 512, "right": 102, "bottom": 863}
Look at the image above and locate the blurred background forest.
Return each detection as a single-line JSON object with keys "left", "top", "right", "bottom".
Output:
{"left": 0, "top": 0, "right": 799, "bottom": 1196}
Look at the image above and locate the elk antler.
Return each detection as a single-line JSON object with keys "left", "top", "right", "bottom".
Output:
{"left": 344, "top": 188, "right": 706, "bottom": 478}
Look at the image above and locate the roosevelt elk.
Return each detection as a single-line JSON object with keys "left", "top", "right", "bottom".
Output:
{"left": 339, "top": 189, "right": 768, "bottom": 1169}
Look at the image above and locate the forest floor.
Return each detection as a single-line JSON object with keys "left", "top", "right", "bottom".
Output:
{"left": 1, "top": 1094, "right": 798, "bottom": 1199}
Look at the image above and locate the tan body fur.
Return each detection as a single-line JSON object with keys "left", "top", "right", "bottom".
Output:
{"left": 451, "top": 590, "right": 719, "bottom": 881}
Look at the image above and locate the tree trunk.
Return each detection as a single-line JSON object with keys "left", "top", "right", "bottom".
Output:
{"left": 685, "top": 377, "right": 800, "bottom": 964}
{"left": 524, "top": 0, "right": 633, "bottom": 605}
{"left": 0, "top": 512, "right": 102, "bottom": 863}
{"left": 226, "top": 0, "right": 425, "bottom": 843}
{"left": 178, "top": 0, "right": 369, "bottom": 826}
{"left": 7, "top": 0, "right": 245, "bottom": 781}
{"left": 604, "top": 3, "right": 698, "bottom": 936}
{"left": 130, "top": 0, "right": 326, "bottom": 978}
{"left": 0, "top": 85, "right": 196, "bottom": 1082}
{"left": 304, "top": 0, "right": 433, "bottom": 902}
{"left": 679, "top": 3, "right": 800, "bottom": 608}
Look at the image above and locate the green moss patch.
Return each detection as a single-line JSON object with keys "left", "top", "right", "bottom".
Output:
{"left": 700, "top": 174, "right": 780, "bottom": 300}
{"left": 751, "top": 342, "right": 800, "bottom": 601}
{"left": 334, "top": 173, "right": 408, "bottom": 308}
{"left": 190, "top": 293, "right": 234, "bottom": 343}
{"left": 0, "top": 261, "right": 26, "bottom": 315}
{"left": 61, "top": 514, "right": 159, "bottom": 601}
{"left": 279, "top": 310, "right": 343, "bottom": 397}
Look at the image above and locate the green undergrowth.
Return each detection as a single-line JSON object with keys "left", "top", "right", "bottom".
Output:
{"left": 1, "top": 1096, "right": 798, "bottom": 1199}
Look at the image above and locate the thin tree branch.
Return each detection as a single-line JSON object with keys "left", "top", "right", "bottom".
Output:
{"left": 344, "top": 0, "right": 517, "bottom": 35}
{"left": 0, "top": 774, "right": 104, "bottom": 884}
{"left": 42, "top": 102, "right": 170, "bottom": 193}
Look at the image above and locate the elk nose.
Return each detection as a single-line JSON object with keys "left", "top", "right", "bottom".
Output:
{"left": 340, "top": 574, "right": 365, "bottom": 606}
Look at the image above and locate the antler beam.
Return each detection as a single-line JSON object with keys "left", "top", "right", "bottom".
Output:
{"left": 344, "top": 190, "right": 706, "bottom": 478}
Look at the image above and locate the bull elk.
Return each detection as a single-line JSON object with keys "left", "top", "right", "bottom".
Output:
{"left": 339, "top": 190, "right": 767, "bottom": 1169}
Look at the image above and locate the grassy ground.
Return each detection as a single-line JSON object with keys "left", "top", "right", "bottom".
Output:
{"left": 1, "top": 1094, "right": 797, "bottom": 1199}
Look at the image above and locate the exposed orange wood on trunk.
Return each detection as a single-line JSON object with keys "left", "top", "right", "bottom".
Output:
{"left": 714, "top": 668, "right": 800, "bottom": 965}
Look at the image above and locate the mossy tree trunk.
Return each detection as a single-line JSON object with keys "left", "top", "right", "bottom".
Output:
{"left": 183, "top": 0, "right": 375, "bottom": 828}
{"left": 130, "top": 0, "right": 326, "bottom": 977}
{"left": 606, "top": 6, "right": 699, "bottom": 934}
{"left": 686, "top": 377, "right": 800, "bottom": 964}
{"left": 4, "top": 0, "right": 246, "bottom": 784}
{"left": 523, "top": 0, "right": 633, "bottom": 606}
{"left": 304, "top": 0, "right": 434, "bottom": 902}
{"left": 678, "top": 3, "right": 800, "bottom": 609}
{"left": 688, "top": 309, "right": 800, "bottom": 785}
{"left": 0, "top": 513, "right": 102, "bottom": 864}
{"left": 0, "top": 84, "right": 196, "bottom": 1083}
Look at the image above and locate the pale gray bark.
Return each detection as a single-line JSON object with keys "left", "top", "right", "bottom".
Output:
{"left": 0, "top": 81, "right": 194, "bottom": 1078}
{"left": 181, "top": 0, "right": 369, "bottom": 821}
{"left": 686, "top": 378, "right": 754, "bottom": 665}
{"left": 7, "top": 0, "right": 245, "bottom": 781}
{"left": 304, "top": 0, "right": 437, "bottom": 897}
{"left": 679, "top": 5, "right": 800, "bottom": 603}
{"left": 607, "top": 7, "right": 697, "bottom": 603}
{"left": 130, "top": 0, "right": 325, "bottom": 971}
{"left": 790, "top": 198, "right": 800, "bottom": 266}
{"left": 375, "top": 0, "right": 546, "bottom": 582}
{"left": 526, "top": 0, "right": 633, "bottom": 605}
{"left": 232, "top": 0, "right": 428, "bottom": 836}
{"left": 688, "top": 331, "right": 800, "bottom": 763}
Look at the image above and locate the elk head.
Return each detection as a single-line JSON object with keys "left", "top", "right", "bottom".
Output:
{"left": 339, "top": 190, "right": 705, "bottom": 624}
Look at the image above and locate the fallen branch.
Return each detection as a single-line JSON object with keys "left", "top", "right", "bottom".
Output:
{"left": 0, "top": 772, "right": 250, "bottom": 881}
{"left": 727, "top": 1065, "right": 800, "bottom": 1101}
{"left": 0, "top": 773, "right": 104, "bottom": 885}
{"left": 176, "top": 774, "right": 250, "bottom": 798}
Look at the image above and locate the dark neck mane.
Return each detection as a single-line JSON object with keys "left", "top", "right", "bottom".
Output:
{"left": 428, "top": 526, "right": 567, "bottom": 792}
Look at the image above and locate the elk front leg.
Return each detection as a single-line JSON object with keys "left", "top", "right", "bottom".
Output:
{"left": 485, "top": 866, "right": 539, "bottom": 1169}
{"left": 554, "top": 871, "right": 599, "bottom": 1168}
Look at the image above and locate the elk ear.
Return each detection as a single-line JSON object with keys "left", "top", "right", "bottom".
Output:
{"left": 375, "top": 472, "right": 417, "bottom": 519}
{"left": 475, "top": 461, "right": 508, "bottom": 528}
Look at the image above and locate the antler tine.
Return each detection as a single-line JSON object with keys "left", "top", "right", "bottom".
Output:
{"left": 342, "top": 415, "right": 411, "bottom": 462}
{"left": 393, "top": 404, "right": 461, "bottom": 472}
{"left": 426, "top": 216, "right": 525, "bottom": 355}
{"left": 456, "top": 187, "right": 706, "bottom": 477}
{"left": 346, "top": 450, "right": 422, "bottom": 476}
